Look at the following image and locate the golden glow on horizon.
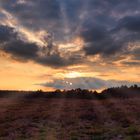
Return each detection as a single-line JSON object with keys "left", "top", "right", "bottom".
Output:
{"left": 65, "top": 71, "right": 82, "bottom": 78}
{"left": 0, "top": 8, "right": 139, "bottom": 90}
{"left": 0, "top": 47, "right": 140, "bottom": 90}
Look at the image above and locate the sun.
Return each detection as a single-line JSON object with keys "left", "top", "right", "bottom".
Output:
{"left": 65, "top": 72, "right": 82, "bottom": 78}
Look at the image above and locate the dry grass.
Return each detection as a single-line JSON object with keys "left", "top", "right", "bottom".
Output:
{"left": 0, "top": 94, "right": 140, "bottom": 140}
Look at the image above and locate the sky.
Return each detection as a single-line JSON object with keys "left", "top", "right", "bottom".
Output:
{"left": 0, "top": 0, "right": 140, "bottom": 91}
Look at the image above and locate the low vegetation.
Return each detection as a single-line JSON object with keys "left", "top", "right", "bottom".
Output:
{"left": 0, "top": 85, "right": 139, "bottom": 139}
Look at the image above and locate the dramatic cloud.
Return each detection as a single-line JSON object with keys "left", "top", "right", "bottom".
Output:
{"left": 116, "top": 15, "right": 140, "bottom": 32}
{"left": 39, "top": 77, "right": 140, "bottom": 90}
{"left": 79, "top": 24, "right": 122, "bottom": 56}
{"left": 80, "top": 15, "right": 140, "bottom": 59}
{"left": 0, "top": 0, "right": 140, "bottom": 90}
{"left": 0, "top": 25, "right": 83, "bottom": 67}
{"left": 0, "top": 25, "right": 17, "bottom": 42}
{"left": 1, "top": 0, "right": 140, "bottom": 60}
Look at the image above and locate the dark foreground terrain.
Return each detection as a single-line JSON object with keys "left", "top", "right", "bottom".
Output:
{"left": 0, "top": 87, "right": 140, "bottom": 140}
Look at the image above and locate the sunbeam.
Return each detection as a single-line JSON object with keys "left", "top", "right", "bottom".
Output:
{"left": 0, "top": 0, "right": 140, "bottom": 139}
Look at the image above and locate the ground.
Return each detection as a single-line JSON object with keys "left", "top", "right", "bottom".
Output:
{"left": 0, "top": 94, "right": 140, "bottom": 140}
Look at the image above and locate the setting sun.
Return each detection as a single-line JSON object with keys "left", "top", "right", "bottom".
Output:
{"left": 65, "top": 72, "right": 82, "bottom": 78}
{"left": 0, "top": 0, "right": 139, "bottom": 90}
{"left": 0, "top": 0, "right": 140, "bottom": 139}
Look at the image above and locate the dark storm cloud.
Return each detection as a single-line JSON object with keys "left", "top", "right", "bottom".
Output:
{"left": 79, "top": 0, "right": 140, "bottom": 59}
{"left": 0, "top": 25, "right": 39, "bottom": 61}
{"left": 0, "top": 25, "right": 17, "bottom": 42}
{"left": 39, "top": 77, "right": 140, "bottom": 90}
{"left": 79, "top": 23, "right": 124, "bottom": 56}
{"left": 0, "top": 0, "right": 140, "bottom": 66}
{"left": 4, "top": 40, "right": 39, "bottom": 60}
{"left": 0, "top": 25, "right": 83, "bottom": 67}
{"left": 1, "top": 0, "right": 64, "bottom": 41}
{"left": 1, "top": 0, "right": 61, "bottom": 21}
{"left": 123, "top": 16, "right": 140, "bottom": 31}
{"left": 80, "top": 14, "right": 140, "bottom": 58}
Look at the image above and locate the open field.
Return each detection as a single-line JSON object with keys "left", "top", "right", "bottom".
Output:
{"left": 0, "top": 91, "right": 140, "bottom": 140}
